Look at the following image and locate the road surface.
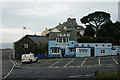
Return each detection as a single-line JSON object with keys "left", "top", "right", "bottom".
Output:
{"left": 4, "top": 55, "right": 119, "bottom": 80}
{"left": 1, "top": 49, "right": 13, "bottom": 80}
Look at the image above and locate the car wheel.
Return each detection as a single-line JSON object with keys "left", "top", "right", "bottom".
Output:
{"left": 30, "top": 59, "right": 33, "bottom": 63}
{"left": 36, "top": 58, "right": 38, "bottom": 62}
{"left": 22, "top": 62, "right": 25, "bottom": 64}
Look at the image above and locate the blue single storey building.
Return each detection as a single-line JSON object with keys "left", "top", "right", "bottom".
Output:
{"left": 48, "top": 32, "right": 120, "bottom": 58}
{"left": 76, "top": 43, "right": 112, "bottom": 57}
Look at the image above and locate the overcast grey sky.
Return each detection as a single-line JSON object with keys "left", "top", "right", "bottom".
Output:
{"left": 0, "top": 1, "right": 119, "bottom": 43}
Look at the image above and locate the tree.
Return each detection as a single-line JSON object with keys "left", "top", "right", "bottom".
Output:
{"left": 96, "top": 21, "right": 120, "bottom": 44}
{"left": 77, "top": 31, "right": 82, "bottom": 38}
{"left": 77, "top": 36, "right": 92, "bottom": 43}
{"left": 84, "top": 25, "right": 95, "bottom": 37}
{"left": 80, "top": 11, "right": 111, "bottom": 31}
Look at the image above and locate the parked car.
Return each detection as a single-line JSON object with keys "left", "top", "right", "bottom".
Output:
{"left": 21, "top": 52, "right": 38, "bottom": 64}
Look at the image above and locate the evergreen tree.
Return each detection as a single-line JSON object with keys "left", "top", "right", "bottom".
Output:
{"left": 84, "top": 25, "right": 95, "bottom": 37}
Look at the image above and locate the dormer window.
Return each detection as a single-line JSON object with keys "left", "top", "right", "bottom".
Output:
{"left": 67, "top": 34, "right": 70, "bottom": 37}
{"left": 60, "top": 34, "right": 62, "bottom": 37}
{"left": 63, "top": 34, "right": 66, "bottom": 37}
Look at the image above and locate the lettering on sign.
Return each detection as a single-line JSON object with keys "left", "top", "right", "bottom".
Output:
{"left": 57, "top": 34, "right": 70, "bottom": 37}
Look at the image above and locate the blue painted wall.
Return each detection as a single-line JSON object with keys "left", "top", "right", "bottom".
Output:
{"left": 49, "top": 40, "right": 76, "bottom": 57}
{"left": 49, "top": 41, "right": 119, "bottom": 57}
{"left": 112, "top": 46, "right": 120, "bottom": 55}
{"left": 95, "top": 48, "right": 112, "bottom": 56}
{"left": 76, "top": 43, "right": 112, "bottom": 57}
{"left": 76, "top": 47, "right": 91, "bottom": 57}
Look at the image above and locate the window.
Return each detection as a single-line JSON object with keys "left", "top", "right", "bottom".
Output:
{"left": 88, "top": 44, "right": 90, "bottom": 46}
{"left": 95, "top": 44, "right": 98, "bottom": 46}
{"left": 24, "top": 44, "right": 28, "bottom": 48}
{"left": 62, "top": 38, "right": 63, "bottom": 43}
{"left": 82, "top": 44, "right": 84, "bottom": 46}
{"left": 102, "top": 45, "right": 104, "bottom": 47}
{"left": 57, "top": 34, "right": 60, "bottom": 36}
{"left": 60, "top": 34, "right": 62, "bottom": 37}
{"left": 108, "top": 45, "right": 110, "bottom": 47}
{"left": 79, "top": 49, "right": 88, "bottom": 54}
{"left": 63, "top": 34, "right": 66, "bottom": 37}
{"left": 66, "top": 38, "right": 69, "bottom": 43}
{"left": 67, "top": 34, "right": 70, "bottom": 37}
{"left": 63, "top": 38, "right": 66, "bottom": 43}
{"left": 70, "top": 48, "right": 75, "bottom": 53}
{"left": 59, "top": 38, "right": 62, "bottom": 43}
{"left": 112, "top": 48, "right": 116, "bottom": 50}
{"left": 76, "top": 44, "right": 78, "bottom": 46}
{"left": 56, "top": 38, "right": 59, "bottom": 43}
{"left": 57, "top": 38, "right": 69, "bottom": 43}
{"left": 71, "top": 42, "right": 74, "bottom": 44}
{"left": 101, "top": 50, "right": 105, "bottom": 54}
{"left": 52, "top": 48, "right": 59, "bottom": 53}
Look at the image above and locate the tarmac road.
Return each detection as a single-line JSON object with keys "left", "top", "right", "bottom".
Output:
{"left": 4, "top": 55, "right": 119, "bottom": 80}
{"left": 1, "top": 49, "right": 13, "bottom": 79}
{"left": 1, "top": 50, "right": 119, "bottom": 80}
{"left": 5, "top": 65, "right": 118, "bottom": 79}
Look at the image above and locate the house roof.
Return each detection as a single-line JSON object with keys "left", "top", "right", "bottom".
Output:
{"left": 57, "top": 28, "right": 66, "bottom": 32}
{"left": 14, "top": 35, "right": 48, "bottom": 43}
{"left": 49, "top": 28, "right": 61, "bottom": 32}
{"left": 28, "top": 35, "right": 48, "bottom": 43}
{"left": 49, "top": 32, "right": 77, "bottom": 40}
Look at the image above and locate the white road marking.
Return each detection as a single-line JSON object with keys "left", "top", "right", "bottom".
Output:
{"left": 15, "top": 66, "right": 21, "bottom": 67}
{"left": 106, "top": 66, "right": 116, "bottom": 67}
{"left": 112, "top": 57, "right": 118, "bottom": 64}
{"left": 81, "top": 58, "right": 87, "bottom": 66}
{"left": 14, "top": 61, "right": 18, "bottom": 64}
{"left": 64, "top": 59, "right": 74, "bottom": 67}
{"left": 69, "top": 73, "right": 94, "bottom": 78}
{"left": 3, "top": 54, "right": 16, "bottom": 80}
{"left": 99, "top": 58, "right": 100, "bottom": 66}
{"left": 49, "top": 59, "right": 63, "bottom": 68}
{"left": 69, "top": 75, "right": 82, "bottom": 78}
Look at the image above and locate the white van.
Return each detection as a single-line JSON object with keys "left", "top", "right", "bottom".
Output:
{"left": 21, "top": 53, "right": 38, "bottom": 64}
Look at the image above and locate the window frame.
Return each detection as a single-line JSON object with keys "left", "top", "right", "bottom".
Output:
{"left": 24, "top": 44, "right": 28, "bottom": 48}
{"left": 71, "top": 42, "right": 74, "bottom": 44}
{"left": 51, "top": 48, "right": 59, "bottom": 54}
{"left": 101, "top": 50, "right": 105, "bottom": 54}
{"left": 70, "top": 48, "right": 75, "bottom": 53}
{"left": 79, "top": 49, "right": 88, "bottom": 54}
{"left": 56, "top": 38, "right": 69, "bottom": 43}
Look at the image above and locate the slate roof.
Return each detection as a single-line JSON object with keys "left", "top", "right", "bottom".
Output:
{"left": 28, "top": 35, "right": 48, "bottom": 43}
{"left": 57, "top": 28, "right": 66, "bottom": 32}
{"left": 14, "top": 35, "right": 48, "bottom": 43}
{"left": 49, "top": 32, "right": 77, "bottom": 40}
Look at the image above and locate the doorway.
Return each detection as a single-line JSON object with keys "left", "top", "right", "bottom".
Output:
{"left": 61, "top": 49, "right": 65, "bottom": 57}
{"left": 91, "top": 48, "right": 94, "bottom": 57}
